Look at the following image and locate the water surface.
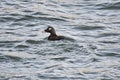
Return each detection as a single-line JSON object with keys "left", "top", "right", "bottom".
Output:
{"left": 0, "top": 0, "right": 120, "bottom": 80}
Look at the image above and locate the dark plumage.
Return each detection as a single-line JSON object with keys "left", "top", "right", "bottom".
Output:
{"left": 44, "top": 26, "right": 65, "bottom": 41}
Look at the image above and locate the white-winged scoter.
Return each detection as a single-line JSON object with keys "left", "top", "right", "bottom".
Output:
{"left": 44, "top": 26, "right": 65, "bottom": 41}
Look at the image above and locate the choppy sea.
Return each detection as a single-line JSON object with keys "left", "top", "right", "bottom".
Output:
{"left": 0, "top": 0, "right": 120, "bottom": 80}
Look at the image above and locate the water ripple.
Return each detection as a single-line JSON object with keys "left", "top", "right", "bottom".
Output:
{"left": 96, "top": 52, "right": 120, "bottom": 57}
{"left": 0, "top": 0, "right": 120, "bottom": 80}
{"left": 99, "top": 33, "right": 120, "bottom": 37}
{"left": 15, "top": 15, "right": 66, "bottom": 22}
{"left": 26, "top": 40, "right": 46, "bottom": 44}
{"left": 97, "top": 2, "right": 120, "bottom": 10}
{"left": 73, "top": 25, "right": 105, "bottom": 30}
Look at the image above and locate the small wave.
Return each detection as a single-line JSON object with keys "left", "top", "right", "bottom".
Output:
{"left": 1, "top": 51, "right": 37, "bottom": 59}
{"left": 21, "top": 0, "right": 30, "bottom": 2}
{"left": 97, "top": 2, "right": 120, "bottom": 10}
{"left": 25, "top": 23, "right": 38, "bottom": 27}
{"left": 0, "top": 16, "right": 17, "bottom": 22}
{"left": 15, "top": 44, "right": 29, "bottom": 48}
{"left": 0, "top": 40, "right": 21, "bottom": 43}
{"left": 73, "top": 25, "right": 105, "bottom": 30}
{"left": 10, "top": 22, "right": 23, "bottom": 26}
{"left": 61, "top": 4, "right": 83, "bottom": 8}
{"left": 0, "top": 55, "right": 8, "bottom": 62}
{"left": 0, "top": 52, "right": 22, "bottom": 61}
{"left": 37, "top": 74, "right": 67, "bottom": 80}
{"left": 5, "top": 2, "right": 18, "bottom": 6}
{"left": 60, "top": 43, "right": 89, "bottom": 54}
{"left": 15, "top": 15, "right": 35, "bottom": 21}
{"left": 0, "top": 14, "right": 23, "bottom": 23}
{"left": 9, "top": 13, "right": 23, "bottom": 19}
{"left": 37, "top": 16, "right": 66, "bottom": 21}
{"left": 26, "top": 40, "right": 45, "bottom": 44}
{"left": 89, "top": 58, "right": 100, "bottom": 62}
{"left": 5, "top": 32, "right": 24, "bottom": 36}
{"left": 22, "top": 10, "right": 33, "bottom": 13}
{"left": 99, "top": 41, "right": 118, "bottom": 44}
{"left": 50, "top": 57, "right": 69, "bottom": 61}
{"left": 0, "top": 19, "right": 6, "bottom": 22}
{"left": 16, "top": 15, "right": 66, "bottom": 22}
{"left": 98, "top": 33, "right": 120, "bottom": 37}
{"left": 96, "top": 52, "right": 120, "bottom": 57}
{"left": 32, "top": 12, "right": 49, "bottom": 16}
{"left": 5, "top": 55, "right": 22, "bottom": 61}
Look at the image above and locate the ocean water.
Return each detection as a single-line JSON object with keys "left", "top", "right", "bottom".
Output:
{"left": 0, "top": 0, "right": 120, "bottom": 80}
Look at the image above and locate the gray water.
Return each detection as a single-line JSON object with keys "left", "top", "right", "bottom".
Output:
{"left": 0, "top": 0, "right": 120, "bottom": 80}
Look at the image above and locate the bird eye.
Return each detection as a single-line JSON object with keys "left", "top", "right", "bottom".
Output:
{"left": 48, "top": 27, "right": 52, "bottom": 30}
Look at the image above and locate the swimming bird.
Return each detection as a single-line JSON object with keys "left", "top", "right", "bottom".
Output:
{"left": 44, "top": 26, "right": 65, "bottom": 41}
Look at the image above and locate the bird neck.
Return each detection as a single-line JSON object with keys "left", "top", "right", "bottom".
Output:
{"left": 50, "top": 31, "right": 57, "bottom": 36}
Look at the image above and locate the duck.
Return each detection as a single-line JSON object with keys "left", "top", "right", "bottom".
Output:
{"left": 44, "top": 26, "right": 65, "bottom": 41}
